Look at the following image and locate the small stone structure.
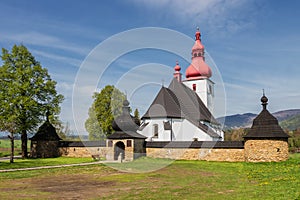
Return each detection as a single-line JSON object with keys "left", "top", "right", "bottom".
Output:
{"left": 30, "top": 112, "right": 62, "bottom": 158}
{"left": 106, "top": 99, "right": 146, "bottom": 161}
{"left": 243, "top": 94, "right": 289, "bottom": 162}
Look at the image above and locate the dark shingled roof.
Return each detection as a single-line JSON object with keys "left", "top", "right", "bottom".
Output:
{"left": 169, "top": 78, "right": 219, "bottom": 125}
{"left": 142, "top": 87, "right": 182, "bottom": 119}
{"left": 108, "top": 99, "right": 146, "bottom": 140}
{"left": 142, "top": 78, "right": 221, "bottom": 138}
{"left": 108, "top": 131, "right": 146, "bottom": 139}
{"left": 31, "top": 120, "right": 61, "bottom": 141}
{"left": 244, "top": 94, "right": 289, "bottom": 139}
{"left": 112, "top": 99, "right": 140, "bottom": 132}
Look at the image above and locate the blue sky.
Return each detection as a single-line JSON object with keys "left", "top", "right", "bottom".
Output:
{"left": 1, "top": 0, "right": 300, "bottom": 134}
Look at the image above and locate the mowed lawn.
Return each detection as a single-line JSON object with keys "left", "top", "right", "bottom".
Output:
{"left": 0, "top": 154, "right": 299, "bottom": 200}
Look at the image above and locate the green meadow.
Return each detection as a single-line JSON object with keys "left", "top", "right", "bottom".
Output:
{"left": 0, "top": 139, "right": 31, "bottom": 157}
{"left": 0, "top": 154, "right": 299, "bottom": 199}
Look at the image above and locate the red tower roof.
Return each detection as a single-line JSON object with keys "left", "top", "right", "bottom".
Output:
{"left": 174, "top": 60, "right": 181, "bottom": 71}
{"left": 185, "top": 28, "right": 212, "bottom": 80}
{"left": 173, "top": 61, "right": 182, "bottom": 82}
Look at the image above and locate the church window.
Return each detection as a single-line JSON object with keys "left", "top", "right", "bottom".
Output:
{"left": 193, "top": 84, "right": 196, "bottom": 91}
{"left": 194, "top": 53, "right": 197, "bottom": 57}
{"left": 153, "top": 124, "right": 158, "bottom": 137}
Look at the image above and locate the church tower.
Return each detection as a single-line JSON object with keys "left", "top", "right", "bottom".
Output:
{"left": 182, "top": 28, "right": 214, "bottom": 112}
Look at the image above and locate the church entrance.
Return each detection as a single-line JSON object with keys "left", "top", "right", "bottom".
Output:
{"left": 114, "top": 141, "right": 125, "bottom": 160}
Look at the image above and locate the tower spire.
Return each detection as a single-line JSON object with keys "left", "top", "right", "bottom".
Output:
{"left": 261, "top": 89, "right": 268, "bottom": 110}
{"left": 173, "top": 61, "right": 182, "bottom": 82}
{"left": 185, "top": 27, "right": 212, "bottom": 80}
{"left": 195, "top": 27, "right": 201, "bottom": 41}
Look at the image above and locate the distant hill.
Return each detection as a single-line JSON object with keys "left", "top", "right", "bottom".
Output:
{"left": 217, "top": 113, "right": 256, "bottom": 130}
{"left": 280, "top": 113, "right": 300, "bottom": 131}
{"left": 218, "top": 109, "right": 300, "bottom": 130}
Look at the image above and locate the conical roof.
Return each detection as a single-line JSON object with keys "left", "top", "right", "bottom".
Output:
{"left": 244, "top": 94, "right": 289, "bottom": 139}
{"left": 31, "top": 118, "right": 61, "bottom": 141}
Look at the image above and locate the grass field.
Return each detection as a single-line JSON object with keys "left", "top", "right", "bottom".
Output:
{"left": 0, "top": 154, "right": 299, "bottom": 199}
{"left": 0, "top": 139, "right": 30, "bottom": 157}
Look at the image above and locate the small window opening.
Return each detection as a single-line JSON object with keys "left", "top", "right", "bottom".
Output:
{"left": 127, "top": 140, "right": 132, "bottom": 147}
{"left": 153, "top": 124, "right": 158, "bottom": 137}
{"left": 192, "top": 84, "right": 196, "bottom": 91}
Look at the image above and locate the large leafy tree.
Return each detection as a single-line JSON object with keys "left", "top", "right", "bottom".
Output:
{"left": 85, "top": 85, "right": 125, "bottom": 140}
{"left": 0, "top": 44, "right": 64, "bottom": 158}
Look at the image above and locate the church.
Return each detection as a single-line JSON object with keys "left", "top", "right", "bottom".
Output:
{"left": 29, "top": 28, "right": 290, "bottom": 163}
{"left": 137, "top": 29, "right": 224, "bottom": 141}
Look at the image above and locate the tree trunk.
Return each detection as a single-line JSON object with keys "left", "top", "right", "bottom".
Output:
{"left": 9, "top": 133, "right": 14, "bottom": 163}
{"left": 21, "top": 130, "right": 28, "bottom": 159}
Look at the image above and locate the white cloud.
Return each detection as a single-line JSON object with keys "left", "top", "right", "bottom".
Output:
{"left": 132, "top": 0, "right": 258, "bottom": 35}
{"left": 2, "top": 31, "right": 90, "bottom": 56}
{"left": 31, "top": 50, "right": 82, "bottom": 67}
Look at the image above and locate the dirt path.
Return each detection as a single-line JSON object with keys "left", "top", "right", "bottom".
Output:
{"left": 0, "top": 160, "right": 118, "bottom": 172}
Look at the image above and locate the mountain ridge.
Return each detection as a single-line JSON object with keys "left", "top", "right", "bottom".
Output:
{"left": 218, "top": 109, "right": 300, "bottom": 130}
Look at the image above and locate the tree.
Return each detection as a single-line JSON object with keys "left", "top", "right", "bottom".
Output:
{"left": 0, "top": 44, "right": 64, "bottom": 158}
{"left": 85, "top": 85, "right": 125, "bottom": 139}
{"left": 85, "top": 104, "right": 104, "bottom": 140}
{"left": 224, "top": 128, "right": 248, "bottom": 141}
{"left": 134, "top": 108, "right": 141, "bottom": 125}
{"left": 51, "top": 120, "right": 71, "bottom": 140}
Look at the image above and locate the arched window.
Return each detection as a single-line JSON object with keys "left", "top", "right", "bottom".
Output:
{"left": 153, "top": 124, "right": 158, "bottom": 137}
{"left": 192, "top": 84, "right": 196, "bottom": 91}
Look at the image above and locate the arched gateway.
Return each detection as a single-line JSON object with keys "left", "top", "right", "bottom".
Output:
{"left": 114, "top": 141, "right": 125, "bottom": 160}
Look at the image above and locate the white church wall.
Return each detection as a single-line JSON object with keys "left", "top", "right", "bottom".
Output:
{"left": 138, "top": 118, "right": 168, "bottom": 141}
{"left": 138, "top": 118, "right": 216, "bottom": 141}
{"left": 177, "top": 119, "right": 215, "bottom": 141}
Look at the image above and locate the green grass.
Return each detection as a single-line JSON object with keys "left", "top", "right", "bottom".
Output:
{"left": 101, "top": 154, "right": 300, "bottom": 199}
{"left": 0, "top": 154, "right": 299, "bottom": 199}
{"left": 0, "top": 139, "right": 30, "bottom": 157}
{"left": 0, "top": 157, "right": 95, "bottom": 170}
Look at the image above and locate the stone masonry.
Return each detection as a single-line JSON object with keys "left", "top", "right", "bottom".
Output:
{"left": 244, "top": 139, "right": 289, "bottom": 162}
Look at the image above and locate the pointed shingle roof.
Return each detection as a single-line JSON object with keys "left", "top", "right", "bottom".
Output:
{"left": 31, "top": 120, "right": 61, "bottom": 141}
{"left": 244, "top": 94, "right": 289, "bottom": 139}
{"left": 142, "top": 86, "right": 183, "bottom": 119}
{"left": 141, "top": 78, "right": 221, "bottom": 138}
{"left": 108, "top": 99, "right": 146, "bottom": 140}
{"left": 168, "top": 78, "right": 219, "bottom": 125}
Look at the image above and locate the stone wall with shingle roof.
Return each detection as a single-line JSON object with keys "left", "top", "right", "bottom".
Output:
{"left": 244, "top": 94, "right": 289, "bottom": 162}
